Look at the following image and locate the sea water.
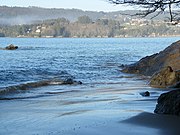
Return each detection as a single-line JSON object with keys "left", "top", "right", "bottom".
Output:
{"left": 0, "top": 37, "right": 179, "bottom": 88}
{"left": 0, "top": 37, "right": 179, "bottom": 135}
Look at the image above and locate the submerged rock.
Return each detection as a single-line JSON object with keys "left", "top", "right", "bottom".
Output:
{"left": 63, "top": 78, "right": 82, "bottom": 85}
{"left": 5, "top": 44, "right": 18, "bottom": 50}
{"left": 0, "top": 78, "right": 82, "bottom": 93}
{"left": 149, "top": 66, "right": 180, "bottom": 88}
{"left": 140, "top": 91, "right": 150, "bottom": 97}
{"left": 154, "top": 89, "right": 180, "bottom": 116}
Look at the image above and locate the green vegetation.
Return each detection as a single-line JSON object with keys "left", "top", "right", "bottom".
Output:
{"left": 0, "top": 6, "right": 179, "bottom": 38}
{"left": 0, "top": 17, "right": 179, "bottom": 38}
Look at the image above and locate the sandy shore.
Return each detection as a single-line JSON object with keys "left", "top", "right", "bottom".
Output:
{"left": 123, "top": 112, "right": 180, "bottom": 135}
{"left": 0, "top": 78, "right": 179, "bottom": 135}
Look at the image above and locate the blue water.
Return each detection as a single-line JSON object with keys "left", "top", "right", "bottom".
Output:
{"left": 0, "top": 37, "right": 179, "bottom": 89}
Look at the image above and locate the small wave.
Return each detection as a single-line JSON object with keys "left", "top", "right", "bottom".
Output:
{"left": 0, "top": 95, "right": 47, "bottom": 100}
{"left": 17, "top": 46, "right": 49, "bottom": 51}
{"left": 58, "top": 110, "right": 91, "bottom": 117}
{"left": 0, "top": 78, "right": 82, "bottom": 94}
{"left": 44, "top": 90, "right": 80, "bottom": 95}
{"left": 0, "top": 46, "right": 49, "bottom": 51}
{"left": 0, "top": 69, "right": 76, "bottom": 88}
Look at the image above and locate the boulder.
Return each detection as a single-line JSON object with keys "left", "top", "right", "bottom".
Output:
{"left": 5, "top": 44, "right": 18, "bottom": 50}
{"left": 122, "top": 40, "right": 180, "bottom": 76}
{"left": 149, "top": 66, "right": 180, "bottom": 88}
{"left": 63, "top": 78, "right": 82, "bottom": 85}
{"left": 154, "top": 89, "right": 180, "bottom": 116}
{"left": 140, "top": 91, "right": 150, "bottom": 97}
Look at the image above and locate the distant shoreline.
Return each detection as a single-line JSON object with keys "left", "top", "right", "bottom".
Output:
{"left": 1, "top": 35, "right": 180, "bottom": 38}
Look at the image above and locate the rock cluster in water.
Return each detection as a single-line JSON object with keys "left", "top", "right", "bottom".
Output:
{"left": 121, "top": 40, "right": 180, "bottom": 116}
{"left": 0, "top": 44, "right": 18, "bottom": 50}
{"left": 5, "top": 44, "right": 18, "bottom": 50}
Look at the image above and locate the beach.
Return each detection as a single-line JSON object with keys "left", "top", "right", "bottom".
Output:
{"left": 0, "top": 37, "right": 180, "bottom": 135}
{"left": 1, "top": 76, "right": 179, "bottom": 135}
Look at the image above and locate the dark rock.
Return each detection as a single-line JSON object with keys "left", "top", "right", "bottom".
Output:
{"left": 149, "top": 66, "right": 180, "bottom": 88}
{"left": 119, "top": 64, "right": 125, "bottom": 68}
{"left": 122, "top": 40, "right": 180, "bottom": 76}
{"left": 5, "top": 44, "right": 18, "bottom": 50}
{"left": 63, "top": 78, "right": 74, "bottom": 84}
{"left": 170, "top": 81, "right": 180, "bottom": 88}
{"left": 140, "top": 91, "right": 150, "bottom": 97}
{"left": 63, "top": 78, "right": 82, "bottom": 85}
{"left": 78, "top": 81, "right": 83, "bottom": 84}
{"left": 154, "top": 89, "right": 180, "bottom": 116}
{"left": 122, "top": 53, "right": 159, "bottom": 76}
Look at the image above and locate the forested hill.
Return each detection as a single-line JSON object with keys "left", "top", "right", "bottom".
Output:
{"left": 0, "top": 6, "right": 105, "bottom": 25}
{"left": 0, "top": 6, "right": 168, "bottom": 25}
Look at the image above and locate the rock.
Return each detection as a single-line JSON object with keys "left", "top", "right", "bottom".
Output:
{"left": 63, "top": 78, "right": 74, "bottom": 84}
{"left": 5, "top": 44, "right": 18, "bottom": 50}
{"left": 122, "top": 53, "right": 159, "bottom": 76}
{"left": 140, "top": 91, "right": 150, "bottom": 97}
{"left": 171, "top": 81, "right": 180, "bottom": 88}
{"left": 119, "top": 64, "right": 125, "bottom": 68}
{"left": 154, "top": 89, "right": 180, "bottom": 116}
{"left": 63, "top": 78, "right": 82, "bottom": 85}
{"left": 121, "top": 40, "right": 180, "bottom": 116}
{"left": 122, "top": 40, "right": 180, "bottom": 88}
{"left": 78, "top": 81, "right": 83, "bottom": 84}
{"left": 122, "top": 40, "right": 180, "bottom": 76}
{"left": 149, "top": 66, "right": 180, "bottom": 88}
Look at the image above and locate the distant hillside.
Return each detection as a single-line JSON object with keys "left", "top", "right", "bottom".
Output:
{"left": 0, "top": 6, "right": 106, "bottom": 25}
{"left": 0, "top": 6, "right": 171, "bottom": 26}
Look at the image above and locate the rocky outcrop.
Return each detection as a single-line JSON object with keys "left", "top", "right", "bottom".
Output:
{"left": 154, "top": 89, "right": 180, "bottom": 116}
{"left": 122, "top": 40, "right": 180, "bottom": 116}
{"left": 149, "top": 66, "right": 180, "bottom": 88}
{"left": 122, "top": 40, "right": 180, "bottom": 88}
{"left": 122, "top": 40, "right": 180, "bottom": 76}
{"left": 122, "top": 53, "right": 159, "bottom": 76}
{"left": 5, "top": 44, "right": 18, "bottom": 50}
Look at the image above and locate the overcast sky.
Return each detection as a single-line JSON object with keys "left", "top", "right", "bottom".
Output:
{"left": 0, "top": 0, "right": 130, "bottom": 11}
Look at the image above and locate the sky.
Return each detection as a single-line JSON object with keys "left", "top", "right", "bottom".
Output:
{"left": 0, "top": 0, "right": 129, "bottom": 12}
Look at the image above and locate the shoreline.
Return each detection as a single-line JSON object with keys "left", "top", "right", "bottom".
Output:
{"left": 1, "top": 35, "right": 180, "bottom": 39}
{"left": 0, "top": 38, "right": 179, "bottom": 135}
{"left": 0, "top": 78, "right": 174, "bottom": 135}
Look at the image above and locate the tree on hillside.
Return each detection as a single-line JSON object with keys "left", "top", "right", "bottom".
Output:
{"left": 108, "top": 0, "right": 180, "bottom": 22}
{"left": 77, "top": 15, "right": 92, "bottom": 24}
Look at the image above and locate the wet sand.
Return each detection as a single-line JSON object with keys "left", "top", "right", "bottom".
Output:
{"left": 123, "top": 112, "right": 180, "bottom": 135}
{"left": 0, "top": 79, "right": 179, "bottom": 135}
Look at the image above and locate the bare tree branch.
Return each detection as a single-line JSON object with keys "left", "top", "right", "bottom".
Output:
{"left": 108, "top": 0, "right": 180, "bottom": 21}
